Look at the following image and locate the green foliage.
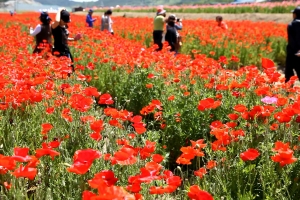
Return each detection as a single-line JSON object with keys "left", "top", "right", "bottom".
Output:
{"left": 34, "top": 0, "right": 233, "bottom": 7}
{"left": 95, "top": 5, "right": 300, "bottom": 14}
{"left": 2, "top": 12, "right": 300, "bottom": 200}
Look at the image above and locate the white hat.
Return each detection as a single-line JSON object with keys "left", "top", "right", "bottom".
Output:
{"left": 157, "top": 9, "right": 166, "bottom": 15}
{"left": 169, "top": 14, "right": 177, "bottom": 20}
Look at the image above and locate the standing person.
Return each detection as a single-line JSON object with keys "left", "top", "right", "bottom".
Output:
{"left": 51, "top": 8, "right": 82, "bottom": 72}
{"left": 216, "top": 16, "right": 228, "bottom": 30}
{"left": 29, "top": 12, "right": 52, "bottom": 54}
{"left": 153, "top": 9, "right": 166, "bottom": 51}
{"left": 86, "top": 9, "right": 97, "bottom": 28}
{"left": 165, "top": 15, "right": 178, "bottom": 53}
{"left": 285, "top": 7, "right": 300, "bottom": 83}
{"left": 167, "top": 14, "right": 183, "bottom": 52}
{"left": 101, "top": 9, "right": 114, "bottom": 35}
{"left": 168, "top": 14, "right": 183, "bottom": 31}
{"left": 9, "top": 10, "right": 13, "bottom": 16}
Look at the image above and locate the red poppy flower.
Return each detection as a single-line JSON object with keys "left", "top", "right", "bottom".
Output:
{"left": 11, "top": 147, "right": 32, "bottom": 162}
{"left": 132, "top": 122, "right": 147, "bottom": 134}
{"left": 46, "top": 107, "right": 55, "bottom": 114}
{"left": 68, "top": 149, "right": 101, "bottom": 174}
{"left": 69, "top": 94, "right": 93, "bottom": 112}
{"left": 198, "top": 98, "right": 221, "bottom": 111}
{"left": 11, "top": 164, "right": 37, "bottom": 180}
{"left": 88, "top": 170, "right": 118, "bottom": 188}
{"left": 83, "top": 87, "right": 100, "bottom": 97}
{"left": 112, "top": 145, "right": 137, "bottom": 165}
{"left": 188, "top": 185, "right": 214, "bottom": 200}
{"left": 206, "top": 160, "right": 217, "bottom": 169}
{"left": 98, "top": 93, "right": 114, "bottom": 105}
{"left": 3, "top": 182, "right": 11, "bottom": 190}
{"left": 194, "top": 167, "right": 207, "bottom": 179}
{"left": 234, "top": 104, "right": 247, "bottom": 113}
{"left": 240, "top": 148, "right": 260, "bottom": 161}
{"left": 90, "top": 132, "right": 102, "bottom": 141}
{"left": 127, "top": 183, "right": 142, "bottom": 193}
{"left": 0, "top": 154, "right": 16, "bottom": 170}
{"left": 261, "top": 57, "right": 275, "bottom": 69}
{"left": 271, "top": 141, "right": 297, "bottom": 167}
{"left": 35, "top": 143, "right": 60, "bottom": 160}
{"left": 41, "top": 123, "right": 53, "bottom": 135}
{"left": 152, "top": 154, "right": 164, "bottom": 163}
{"left": 82, "top": 190, "right": 97, "bottom": 200}
{"left": 90, "top": 120, "right": 104, "bottom": 133}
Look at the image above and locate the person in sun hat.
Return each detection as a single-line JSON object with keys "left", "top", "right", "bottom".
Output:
{"left": 29, "top": 11, "right": 52, "bottom": 54}
{"left": 51, "top": 8, "right": 82, "bottom": 72}
{"left": 285, "top": 7, "right": 300, "bottom": 83}
{"left": 86, "top": 9, "right": 97, "bottom": 27}
{"left": 153, "top": 8, "right": 167, "bottom": 51}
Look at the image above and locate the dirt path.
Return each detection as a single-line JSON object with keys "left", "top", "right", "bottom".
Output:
{"left": 75, "top": 12, "right": 292, "bottom": 23}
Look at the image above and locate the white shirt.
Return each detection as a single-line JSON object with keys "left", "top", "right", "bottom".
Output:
{"left": 101, "top": 15, "right": 113, "bottom": 33}
{"left": 30, "top": 24, "right": 42, "bottom": 36}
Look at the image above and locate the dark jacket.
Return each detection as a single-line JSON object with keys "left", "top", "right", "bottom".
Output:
{"left": 34, "top": 24, "right": 52, "bottom": 53}
{"left": 287, "top": 20, "right": 300, "bottom": 55}
{"left": 165, "top": 25, "right": 177, "bottom": 52}
{"left": 52, "top": 26, "right": 70, "bottom": 55}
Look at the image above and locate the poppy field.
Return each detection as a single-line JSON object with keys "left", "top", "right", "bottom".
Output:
{"left": 111, "top": 16, "right": 287, "bottom": 68}
{"left": 0, "top": 12, "right": 300, "bottom": 200}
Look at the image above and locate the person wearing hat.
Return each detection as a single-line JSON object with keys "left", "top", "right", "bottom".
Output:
{"left": 285, "top": 7, "right": 300, "bottom": 83}
{"left": 51, "top": 8, "right": 82, "bottom": 72}
{"left": 153, "top": 9, "right": 166, "bottom": 51}
{"left": 167, "top": 14, "right": 183, "bottom": 52}
{"left": 29, "top": 12, "right": 52, "bottom": 54}
{"left": 101, "top": 9, "right": 114, "bottom": 35}
{"left": 165, "top": 15, "right": 178, "bottom": 53}
{"left": 86, "top": 9, "right": 97, "bottom": 28}
{"left": 168, "top": 14, "right": 183, "bottom": 31}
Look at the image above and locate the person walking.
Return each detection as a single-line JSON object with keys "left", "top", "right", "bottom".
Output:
{"left": 101, "top": 9, "right": 114, "bottom": 35}
{"left": 29, "top": 12, "right": 52, "bottom": 54}
{"left": 86, "top": 9, "right": 97, "bottom": 28}
{"left": 285, "top": 7, "right": 300, "bottom": 83}
{"left": 51, "top": 8, "right": 82, "bottom": 72}
{"left": 153, "top": 9, "right": 166, "bottom": 51}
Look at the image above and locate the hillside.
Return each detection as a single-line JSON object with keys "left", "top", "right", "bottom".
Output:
{"left": 34, "top": 0, "right": 233, "bottom": 7}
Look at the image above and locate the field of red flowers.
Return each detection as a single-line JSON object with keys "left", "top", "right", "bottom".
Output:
{"left": 109, "top": 16, "right": 287, "bottom": 68}
{"left": 0, "top": 12, "right": 300, "bottom": 200}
